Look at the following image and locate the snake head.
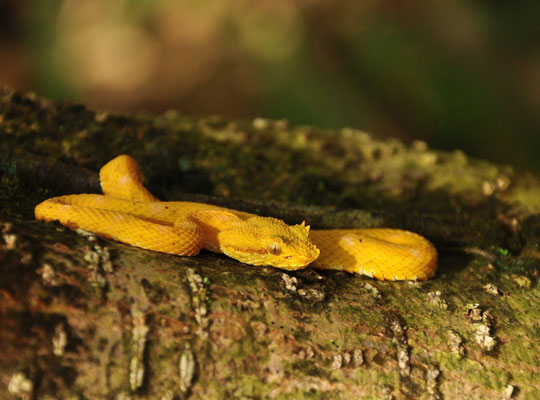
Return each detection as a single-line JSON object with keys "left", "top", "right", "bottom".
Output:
{"left": 217, "top": 217, "right": 320, "bottom": 270}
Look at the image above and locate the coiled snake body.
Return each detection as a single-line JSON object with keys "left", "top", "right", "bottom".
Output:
{"left": 35, "top": 155, "right": 437, "bottom": 280}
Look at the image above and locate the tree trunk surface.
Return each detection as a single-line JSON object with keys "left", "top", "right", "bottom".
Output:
{"left": 0, "top": 88, "right": 538, "bottom": 399}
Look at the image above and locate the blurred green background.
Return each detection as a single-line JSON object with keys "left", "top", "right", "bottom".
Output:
{"left": 1, "top": 0, "right": 539, "bottom": 172}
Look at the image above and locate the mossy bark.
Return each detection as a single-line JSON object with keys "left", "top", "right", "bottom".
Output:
{"left": 1, "top": 88, "right": 538, "bottom": 399}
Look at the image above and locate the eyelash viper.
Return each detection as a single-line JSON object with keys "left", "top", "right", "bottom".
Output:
{"left": 35, "top": 155, "right": 437, "bottom": 280}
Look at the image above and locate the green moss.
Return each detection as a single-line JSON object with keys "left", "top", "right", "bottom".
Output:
{"left": 379, "top": 371, "right": 400, "bottom": 388}
{"left": 293, "top": 327, "right": 313, "bottom": 342}
{"left": 439, "top": 357, "right": 510, "bottom": 391}
{"left": 212, "top": 374, "right": 276, "bottom": 400}
{"left": 435, "top": 352, "right": 464, "bottom": 371}
{"left": 291, "top": 359, "right": 321, "bottom": 377}
{"left": 513, "top": 371, "right": 540, "bottom": 400}
{"left": 498, "top": 330, "right": 539, "bottom": 364}
{"left": 231, "top": 338, "right": 259, "bottom": 360}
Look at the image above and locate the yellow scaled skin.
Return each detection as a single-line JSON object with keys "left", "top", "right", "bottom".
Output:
{"left": 35, "top": 155, "right": 437, "bottom": 280}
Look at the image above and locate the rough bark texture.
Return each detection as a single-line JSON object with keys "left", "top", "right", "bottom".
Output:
{"left": 0, "top": 88, "right": 538, "bottom": 399}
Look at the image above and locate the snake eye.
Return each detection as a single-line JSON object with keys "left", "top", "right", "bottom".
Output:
{"left": 268, "top": 242, "right": 282, "bottom": 255}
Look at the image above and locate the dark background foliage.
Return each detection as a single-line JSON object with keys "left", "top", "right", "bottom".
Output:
{"left": 1, "top": 0, "right": 538, "bottom": 172}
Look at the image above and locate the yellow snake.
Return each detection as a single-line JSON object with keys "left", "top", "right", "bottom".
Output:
{"left": 35, "top": 155, "right": 437, "bottom": 280}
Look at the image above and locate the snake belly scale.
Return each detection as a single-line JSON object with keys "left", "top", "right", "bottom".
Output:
{"left": 35, "top": 155, "right": 437, "bottom": 280}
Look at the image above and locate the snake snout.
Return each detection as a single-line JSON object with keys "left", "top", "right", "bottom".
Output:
{"left": 285, "top": 245, "right": 320, "bottom": 270}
